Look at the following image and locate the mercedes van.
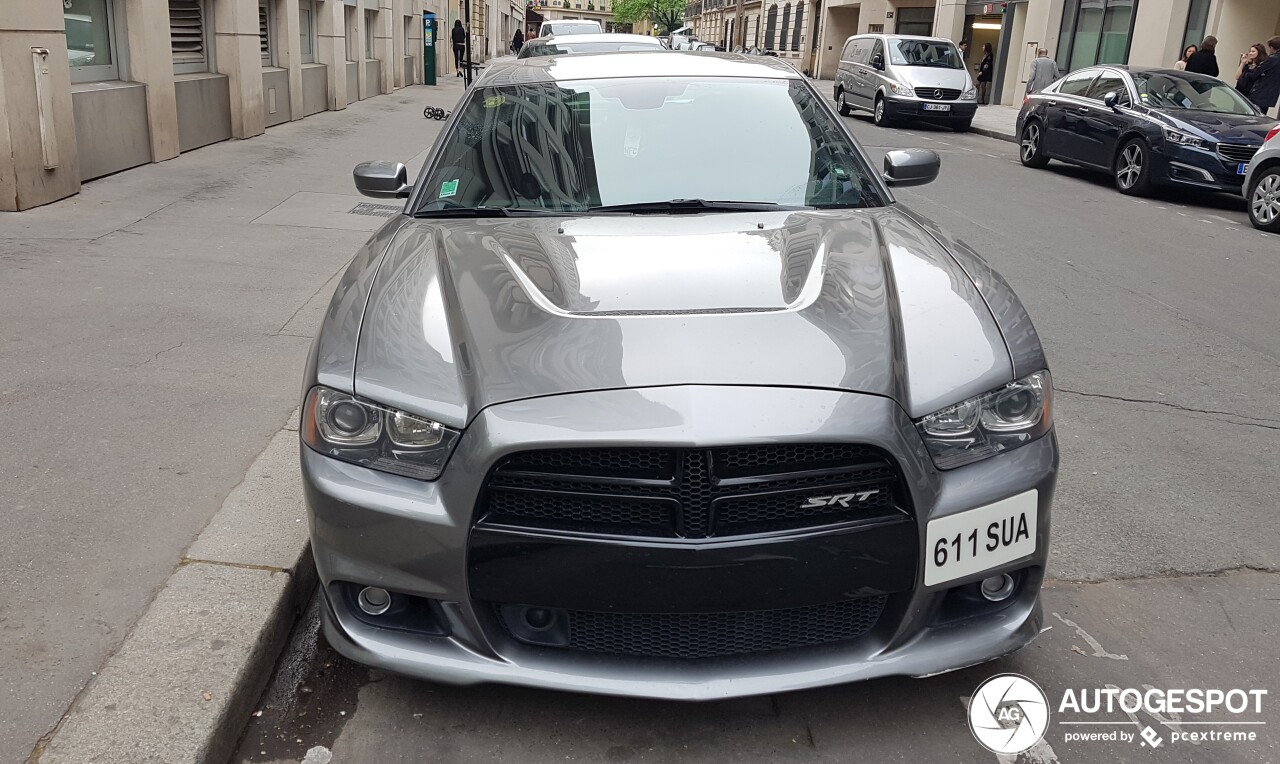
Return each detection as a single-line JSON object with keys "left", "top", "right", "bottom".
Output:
{"left": 834, "top": 34, "right": 978, "bottom": 132}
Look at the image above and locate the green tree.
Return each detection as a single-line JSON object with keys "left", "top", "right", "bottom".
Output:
{"left": 611, "top": 0, "right": 684, "bottom": 34}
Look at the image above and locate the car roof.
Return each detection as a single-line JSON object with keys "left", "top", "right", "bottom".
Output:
{"left": 540, "top": 33, "right": 662, "bottom": 45}
{"left": 846, "top": 33, "right": 956, "bottom": 44}
{"left": 541, "top": 18, "right": 600, "bottom": 24}
{"left": 478, "top": 52, "right": 802, "bottom": 86}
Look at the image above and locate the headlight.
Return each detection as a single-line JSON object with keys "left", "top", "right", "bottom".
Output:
{"left": 888, "top": 82, "right": 915, "bottom": 97}
{"left": 916, "top": 371, "right": 1053, "bottom": 469}
{"left": 302, "top": 386, "right": 461, "bottom": 480}
{"left": 961, "top": 87, "right": 977, "bottom": 101}
{"left": 1163, "top": 128, "right": 1207, "bottom": 150}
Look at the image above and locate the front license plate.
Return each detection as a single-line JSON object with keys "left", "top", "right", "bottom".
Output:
{"left": 923, "top": 103, "right": 951, "bottom": 112}
{"left": 1238, "top": 163, "right": 1248, "bottom": 175}
{"left": 924, "top": 490, "right": 1038, "bottom": 586}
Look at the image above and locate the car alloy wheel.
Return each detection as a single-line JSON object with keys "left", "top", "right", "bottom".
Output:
{"left": 838, "top": 90, "right": 852, "bottom": 116}
{"left": 1020, "top": 122, "right": 1048, "bottom": 168}
{"left": 1115, "top": 140, "right": 1150, "bottom": 195}
{"left": 874, "top": 98, "right": 887, "bottom": 126}
{"left": 1249, "top": 170, "right": 1280, "bottom": 233}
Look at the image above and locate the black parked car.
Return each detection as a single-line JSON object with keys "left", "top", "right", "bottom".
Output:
{"left": 1017, "top": 66, "right": 1278, "bottom": 195}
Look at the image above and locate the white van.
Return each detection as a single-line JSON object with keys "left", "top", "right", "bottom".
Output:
{"left": 538, "top": 19, "right": 603, "bottom": 37}
{"left": 833, "top": 34, "right": 977, "bottom": 132}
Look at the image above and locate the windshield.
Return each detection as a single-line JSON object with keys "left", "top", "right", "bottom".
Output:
{"left": 888, "top": 39, "right": 962, "bottom": 69}
{"left": 1132, "top": 72, "right": 1259, "bottom": 115}
{"left": 545, "top": 23, "right": 599, "bottom": 35}
{"left": 413, "top": 77, "right": 883, "bottom": 215}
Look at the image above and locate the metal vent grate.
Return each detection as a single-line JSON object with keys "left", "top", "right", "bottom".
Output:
{"left": 348, "top": 203, "right": 400, "bottom": 217}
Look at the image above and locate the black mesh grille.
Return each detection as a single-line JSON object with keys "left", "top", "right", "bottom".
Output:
{"left": 478, "top": 445, "right": 906, "bottom": 538}
{"left": 559, "top": 597, "right": 887, "bottom": 658}
{"left": 1217, "top": 144, "right": 1259, "bottom": 163}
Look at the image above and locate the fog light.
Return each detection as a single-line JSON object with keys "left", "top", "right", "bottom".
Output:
{"left": 357, "top": 586, "right": 392, "bottom": 615}
{"left": 980, "top": 573, "right": 1016, "bottom": 602}
{"left": 523, "top": 607, "right": 556, "bottom": 630}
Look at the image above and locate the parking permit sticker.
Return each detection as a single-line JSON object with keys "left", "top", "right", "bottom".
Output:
{"left": 624, "top": 125, "right": 641, "bottom": 158}
{"left": 439, "top": 179, "right": 459, "bottom": 198}
{"left": 484, "top": 94, "right": 505, "bottom": 108}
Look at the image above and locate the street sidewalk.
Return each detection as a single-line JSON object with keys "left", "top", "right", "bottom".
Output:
{"left": 0, "top": 77, "right": 464, "bottom": 763}
{"left": 813, "top": 77, "right": 1019, "bottom": 142}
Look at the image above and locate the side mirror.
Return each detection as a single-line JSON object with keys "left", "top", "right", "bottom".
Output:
{"left": 882, "top": 149, "right": 941, "bottom": 187}
{"left": 871, "top": 54, "right": 884, "bottom": 70}
{"left": 1103, "top": 91, "right": 1119, "bottom": 110}
{"left": 353, "top": 161, "right": 412, "bottom": 199}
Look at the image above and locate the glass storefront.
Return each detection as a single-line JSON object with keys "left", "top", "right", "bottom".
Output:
{"left": 1182, "top": 0, "right": 1210, "bottom": 51}
{"left": 1056, "top": 0, "right": 1137, "bottom": 73}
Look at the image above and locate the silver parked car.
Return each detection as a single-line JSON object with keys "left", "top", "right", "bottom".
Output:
{"left": 834, "top": 34, "right": 978, "bottom": 132}
{"left": 302, "top": 52, "right": 1057, "bottom": 700}
{"left": 1243, "top": 123, "right": 1280, "bottom": 232}
{"left": 517, "top": 33, "right": 664, "bottom": 59}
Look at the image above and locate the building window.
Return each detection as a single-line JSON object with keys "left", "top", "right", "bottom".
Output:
{"left": 895, "top": 6, "right": 932, "bottom": 36}
{"left": 299, "top": 0, "right": 316, "bottom": 64}
{"left": 867, "top": 23, "right": 883, "bottom": 34}
{"left": 65, "top": 0, "right": 118, "bottom": 82}
{"left": 259, "top": 0, "right": 273, "bottom": 66}
{"left": 791, "top": 2, "right": 802, "bottom": 51}
{"left": 1182, "top": 0, "right": 1210, "bottom": 52}
{"left": 169, "top": 0, "right": 208, "bottom": 73}
{"left": 345, "top": 5, "right": 358, "bottom": 62}
{"left": 765, "top": 4, "right": 776, "bottom": 49}
{"left": 779, "top": 4, "right": 790, "bottom": 51}
{"left": 1056, "top": 0, "right": 1137, "bottom": 73}
{"left": 365, "top": 10, "right": 376, "bottom": 59}
{"left": 404, "top": 15, "right": 413, "bottom": 54}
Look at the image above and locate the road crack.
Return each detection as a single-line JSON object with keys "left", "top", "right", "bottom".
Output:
{"left": 1046, "top": 564, "right": 1280, "bottom": 586}
{"left": 1057, "top": 387, "right": 1280, "bottom": 431}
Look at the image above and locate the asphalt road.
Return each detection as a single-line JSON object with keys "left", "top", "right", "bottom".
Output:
{"left": 233, "top": 108, "right": 1280, "bottom": 762}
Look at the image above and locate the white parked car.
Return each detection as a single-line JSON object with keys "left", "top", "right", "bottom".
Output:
{"left": 1243, "top": 123, "right": 1280, "bottom": 233}
{"left": 538, "top": 19, "right": 602, "bottom": 37}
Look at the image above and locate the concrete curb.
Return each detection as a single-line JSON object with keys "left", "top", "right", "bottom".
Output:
{"left": 968, "top": 125, "right": 1016, "bottom": 144}
{"left": 31, "top": 414, "right": 312, "bottom": 764}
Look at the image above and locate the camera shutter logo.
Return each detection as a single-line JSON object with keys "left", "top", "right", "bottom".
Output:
{"left": 968, "top": 674, "right": 1051, "bottom": 754}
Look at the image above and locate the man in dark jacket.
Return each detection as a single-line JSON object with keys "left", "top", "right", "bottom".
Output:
{"left": 1251, "top": 37, "right": 1280, "bottom": 115}
{"left": 1185, "top": 35, "right": 1219, "bottom": 77}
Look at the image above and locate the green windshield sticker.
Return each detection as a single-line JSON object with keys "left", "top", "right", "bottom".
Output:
{"left": 439, "top": 179, "right": 459, "bottom": 198}
{"left": 483, "top": 94, "right": 505, "bottom": 108}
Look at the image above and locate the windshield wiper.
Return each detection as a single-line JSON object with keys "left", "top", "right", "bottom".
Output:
{"left": 586, "top": 199, "right": 807, "bottom": 214}
{"left": 415, "top": 207, "right": 564, "bottom": 218}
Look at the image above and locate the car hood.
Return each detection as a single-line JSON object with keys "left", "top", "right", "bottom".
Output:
{"left": 1157, "top": 109, "right": 1276, "bottom": 143}
{"left": 897, "top": 67, "right": 973, "bottom": 91}
{"left": 352, "top": 208, "right": 1013, "bottom": 428}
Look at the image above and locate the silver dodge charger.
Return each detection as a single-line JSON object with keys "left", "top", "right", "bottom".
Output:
{"left": 300, "top": 53, "right": 1058, "bottom": 699}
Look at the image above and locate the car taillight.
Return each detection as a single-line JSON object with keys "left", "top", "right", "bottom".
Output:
{"left": 1267, "top": 125, "right": 1280, "bottom": 144}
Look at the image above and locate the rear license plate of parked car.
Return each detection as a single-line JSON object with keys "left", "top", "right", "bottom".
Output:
{"left": 924, "top": 490, "right": 1037, "bottom": 586}
{"left": 1238, "top": 163, "right": 1248, "bottom": 175}
{"left": 923, "top": 103, "right": 951, "bottom": 112}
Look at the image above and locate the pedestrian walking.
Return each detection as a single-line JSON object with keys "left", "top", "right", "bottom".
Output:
{"left": 452, "top": 20, "right": 466, "bottom": 77}
{"left": 1235, "top": 43, "right": 1267, "bottom": 103}
{"left": 1248, "top": 37, "right": 1280, "bottom": 115}
{"left": 1174, "top": 44, "right": 1197, "bottom": 70}
{"left": 1026, "top": 48, "right": 1059, "bottom": 95}
{"left": 512, "top": 29, "right": 524, "bottom": 54}
{"left": 976, "top": 42, "right": 994, "bottom": 104}
{"left": 958, "top": 39, "right": 970, "bottom": 62}
{"left": 1184, "top": 36, "right": 1219, "bottom": 77}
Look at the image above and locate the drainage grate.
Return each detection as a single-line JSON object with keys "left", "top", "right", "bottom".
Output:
{"left": 348, "top": 203, "right": 401, "bottom": 217}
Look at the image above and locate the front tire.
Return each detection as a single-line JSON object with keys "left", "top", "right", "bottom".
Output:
{"left": 1115, "top": 138, "right": 1152, "bottom": 196}
{"left": 1248, "top": 167, "right": 1280, "bottom": 233}
{"left": 1019, "top": 120, "right": 1049, "bottom": 168}
{"left": 837, "top": 89, "right": 852, "bottom": 116}
{"left": 873, "top": 96, "right": 892, "bottom": 127}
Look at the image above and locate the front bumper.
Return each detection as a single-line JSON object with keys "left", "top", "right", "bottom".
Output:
{"left": 883, "top": 96, "right": 978, "bottom": 124}
{"left": 304, "top": 385, "right": 1057, "bottom": 700}
{"left": 1155, "top": 143, "right": 1254, "bottom": 191}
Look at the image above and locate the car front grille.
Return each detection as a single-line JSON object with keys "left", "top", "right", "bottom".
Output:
{"left": 1217, "top": 143, "right": 1259, "bottom": 163}
{"left": 919, "top": 87, "right": 962, "bottom": 101}
{"left": 477, "top": 445, "right": 907, "bottom": 538}
{"left": 497, "top": 596, "right": 888, "bottom": 659}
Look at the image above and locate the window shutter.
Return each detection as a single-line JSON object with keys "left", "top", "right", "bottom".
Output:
{"left": 791, "top": 3, "right": 803, "bottom": 51}
{"left": 259, "top": 1, "right": 271, "bottom": 62}
{"left": 169, "top": 0, "right": 205, "bottom": 65}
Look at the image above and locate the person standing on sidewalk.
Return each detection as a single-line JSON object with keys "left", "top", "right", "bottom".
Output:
{"left": 1184, "top": 36, "right": 1219, "bottom": 77}
{"left": 1235, "top": 43, "right": 1267, "bottom": 103}
{"left": 976, "top": 43, "right": 994, "bottom": 104}
{"left": 1174, "top": 44, "right": 1197, "bottom": 70}
{"left": 1026, "top": 48, "right": 1059, "bottom": 95}
{"left": 452, "top": 20, "right": 467, "bottom": 77}
{"left": 1246, "top": 37, "right": 1280, "bottom": 116}
{"left": 512, "top": 29, "right": 524, "bottom": 55}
